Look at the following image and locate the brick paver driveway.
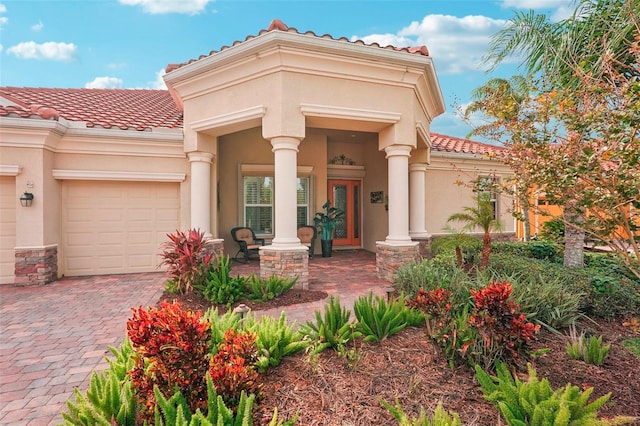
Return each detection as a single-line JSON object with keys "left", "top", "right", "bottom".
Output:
{"left": 0, "top": 250, "right": 388, "bottom": 425}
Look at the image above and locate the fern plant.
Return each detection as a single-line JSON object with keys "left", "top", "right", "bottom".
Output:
{"left": 475, "top": 361, "right": 613, "bottom": 425}
{"left": 62, "top": 339, "right": 137, "bottom": 425}
{"left": 245, "top": 274, "right": 298, "bottom": 302}
{"left": 381, "top": 399, "right": 462, "bottom": 426}
{"left": 566, "top": 325, "right": 611, "bottom": 366}
{"left": 245, "top": 311, "right": 308, "bottom": 372}
{"left": 153, "top": 374, "right": 255, "bottom": 425}
{"left": 353, "top": 292, "right": 408, "bottom": 342}
{"left": 298, "top": 296, "right": 359, "bottom": 354}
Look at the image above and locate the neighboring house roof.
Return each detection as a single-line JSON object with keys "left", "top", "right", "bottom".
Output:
{"left": 0, "top": 86, "right": 501, "bottom": 156}
{"left": 430, "top": 132, "right": 505, "bottom": 156}
{"left": 0, "top": 87, "right": 183, "bottom": 131}
{"left": 165, "top": 19, "right": 430, "bottom": 74}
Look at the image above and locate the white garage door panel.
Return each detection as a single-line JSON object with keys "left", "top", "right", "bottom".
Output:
{"left": 63, "top": 181, "right": 179, "bottom": 276}
{"left": 0, "top": 177, "right": 16, "bottom": 284}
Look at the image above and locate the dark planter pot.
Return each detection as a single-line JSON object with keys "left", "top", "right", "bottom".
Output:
{"left": 320, "top": 239, "right": 333, "bottom": 257}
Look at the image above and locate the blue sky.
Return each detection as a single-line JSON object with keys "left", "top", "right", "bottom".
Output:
{"left": 0, "top": 0, "right": 573, "bottom": 140}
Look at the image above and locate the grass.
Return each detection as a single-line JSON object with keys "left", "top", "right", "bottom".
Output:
{"left": 622, "top": 338, "right": 640, "bottom": 359}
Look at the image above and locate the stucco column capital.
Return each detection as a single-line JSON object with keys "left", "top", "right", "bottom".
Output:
{"left": 384, "top": 144, "right": 412, "bottom": 159}
{"left": 188, "top": 152, "right": 214, "bottom": 163}
{"left": 409, "top": 163, "right": 428, "bottom": 173}
{"left": 270, "top": 136, "right": 301, "bottom": 153}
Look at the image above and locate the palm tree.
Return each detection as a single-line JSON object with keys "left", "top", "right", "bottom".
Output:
{"left": 447, "top": 192, "right": 502, "bottom": 270}
{"left": 485, "top": 0, "right": 639, "bottom": 89}
{"left": 464, "top": 76, "right": 533, "bottom": 241}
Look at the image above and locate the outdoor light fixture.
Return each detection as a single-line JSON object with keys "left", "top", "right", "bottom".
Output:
{"left": 233, "top": 304, "right": 251, "bottom": 319}
{"left": 20, "top": 192, "right": 34, "bottom": 207}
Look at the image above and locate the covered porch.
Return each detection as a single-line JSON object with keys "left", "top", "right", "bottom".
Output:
{"left": 163, "top": 20, "right": 445, "bottom": 288}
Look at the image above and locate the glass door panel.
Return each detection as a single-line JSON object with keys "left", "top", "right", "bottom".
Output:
{"left": 328, "top": 179, "right": 361, "bottom": 246}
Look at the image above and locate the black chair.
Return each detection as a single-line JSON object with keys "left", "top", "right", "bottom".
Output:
{"left": 297, "top": 225, "right": 317, "bottom": 258}
{"left": 230, "top": 227, "right": 265, "bottom": 262}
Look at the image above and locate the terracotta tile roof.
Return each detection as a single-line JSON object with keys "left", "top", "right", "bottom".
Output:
{"left": 0, "top": 87, "right": 503, "bottom": 157}
{"left": 165, "top": 19, "right": 430, "bottom": 74}
{"left": 0, "top": 87, "right": 183, "bottom": 131}
{"left": 430, "top": 132, "right": 505, "bottom": 157}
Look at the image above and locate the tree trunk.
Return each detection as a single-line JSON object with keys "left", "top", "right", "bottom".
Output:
{"left": 455, "top": 246, "right": 463, "bottom": 268}
{"left": 480, "top": 232, "right": 492, "bottom": 270}
{"left": 563, "top": 207, "right": 584, "bottom": 268}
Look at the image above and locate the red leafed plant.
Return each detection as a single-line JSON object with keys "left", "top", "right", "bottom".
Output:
{"left": 127, "top": 301, "right": 212, "bottom": 422}
{"left": 469, "top": 280, "right": 540, "bottom": 365}
{"left": 209, "top": 328, "right": 261, "bottom": 407}
{"left": 159, "top": 228, "right": 213, "bottom": 294}
{"left": 406, "top": 287, "right": 452, "bottom": 319}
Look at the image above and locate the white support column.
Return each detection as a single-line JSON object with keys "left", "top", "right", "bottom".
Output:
{"left": 270, "top": 137, "right": 303, "bottom": 248}
{"left": 188, "top": 152, "right": 213, "bottom": 237}
{"left": 384, "top": 145, "right": 412, "bottom": 244}
{"left": 409, "top": 163, "right": 430, "bottom": 238}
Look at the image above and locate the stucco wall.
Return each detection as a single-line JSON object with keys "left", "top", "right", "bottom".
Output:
{"left": 425, "top": 154, "right": 515, "bottom": 236}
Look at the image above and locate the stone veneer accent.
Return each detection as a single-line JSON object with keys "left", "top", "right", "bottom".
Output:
{"left": 259, "top": 248, "right": 309, "bottom": 289}
{"left": 412, "top": 236, "right": 433, "bottom": 259}
{"left": 15, "top": 245, "right": 58, "bottom": 286}
{"left": 204, "top": 238, "right": 225, "bottom": 260}
{"left": 376, "top": 242, "right": 420, "bottom": 282}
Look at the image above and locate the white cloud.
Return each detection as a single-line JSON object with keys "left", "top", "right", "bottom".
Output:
{"left": 149, "top": 68, "right": 167, "bottom": 89}
{"left": 0, "top": 16, "right": 7, "bottom": 27}
{"left": 501, "top": 0, "right": 574, "bottom": 21}
{"left": 107, "top": 62, "right": 127, "bottom": 69}
{"left": 501, "top": 0, "right": 570, "bottom": 8}
{"left": 353, "top": 15, "right": 508, "bottom": 75}
{"left": 118, "top": 0, "right": 213, "bottom": 15}
{"left": 85, "top": 76, "right": 124, "bottom": 89}
{"left": 0, "top": 3, "right": 6, "bottom": 13}
{"left": 6, "top": 41, "right": 77, "bottom": 61}
{"left": 31, "top": 20, "right": 43, "bottom": 31}
{"left": 0, "top": 44, "right": 3, "bottom": 53}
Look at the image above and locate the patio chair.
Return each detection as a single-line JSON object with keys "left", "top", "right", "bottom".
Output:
{"left": 231, "top": 227, "right": 265, "bottom": 262}
{"left": 297, "top": 225, "right": 317, "bottom": 258}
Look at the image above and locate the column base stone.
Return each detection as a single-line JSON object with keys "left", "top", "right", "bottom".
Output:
{"left": 14, "top": 245, "right": 58, "bottom": 286}
{"left": 376, "top": 242, "right": 420, "bottom": 282}
{"left": 259, "top": 247, "right": 309, "bottom": 289}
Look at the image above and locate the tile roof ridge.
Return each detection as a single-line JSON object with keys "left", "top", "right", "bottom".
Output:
{"left": 165, "top": 19, "right": 432, "bottom": 74}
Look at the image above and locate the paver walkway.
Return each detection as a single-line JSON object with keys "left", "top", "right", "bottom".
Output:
{"left": 0, "top": 250, "right": 389, "bottom": 425}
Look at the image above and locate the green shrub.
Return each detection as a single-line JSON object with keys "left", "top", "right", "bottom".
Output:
{"left": 298, "top": 296, "right": 358, "bottom": 354}
{"left": 475, "top": 361, "right": 613, "bottom": 425}
{"left": 202, "top": 308, "right": 244, "bottom": 349}
{"left": 245, "top": 311, "right": 308, "bottom": 372}
{"left": 62, "top": 340, "right": 137, "bottom": 425}
{"left": 566, "top": 326, "right": 610, "bottom": 366}
{"left": 353, "top": 292, "right": 409, "bottom": 342}
{"left": 198, "top": 255, "right": 248, "bottom": 306}
{"left": 539, "top": 217, "right": 565, "bottom": 244}
{"left": 381, "top": 399, "right": 462, "bottom": 426}
{"left": 245, "top": 274, "right": 297, "bottom": 302}
{"left": 394, "top": 258, "right": 472, "bottom": 304}
{"left": 528, "top": 241, "right": 559, "bottom": 260}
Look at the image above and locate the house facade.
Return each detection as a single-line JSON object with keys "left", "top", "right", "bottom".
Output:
{"left": 0, "top": 20, "right": 514, "bottom": 287}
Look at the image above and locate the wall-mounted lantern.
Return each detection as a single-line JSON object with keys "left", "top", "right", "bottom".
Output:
{"left": 20, "top": 192, "right": 34, "bottom": 207}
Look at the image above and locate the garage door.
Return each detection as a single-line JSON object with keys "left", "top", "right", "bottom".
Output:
{"left": 0, "top": 177, "right": 16, "bottom": 284}
{"left": 62, "top": 181, "right": 179, "bottom": 276}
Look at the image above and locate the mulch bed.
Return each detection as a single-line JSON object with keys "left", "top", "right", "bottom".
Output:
{"left": 159, "top": 290, "right": 640, "bottom": 425}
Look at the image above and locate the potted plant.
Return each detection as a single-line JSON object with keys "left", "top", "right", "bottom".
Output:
{"left": 313, "top": 200, "right": 344, "bottom": 257}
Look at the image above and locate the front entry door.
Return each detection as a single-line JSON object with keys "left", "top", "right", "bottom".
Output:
{"left": 328, "top": 179, "right": 361, "bottom": 247}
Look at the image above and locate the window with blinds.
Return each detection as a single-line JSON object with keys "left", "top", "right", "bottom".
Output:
{"left": 478, "top": 176, "right": 499, "bottom": 220}
{"left": 243, "top": 176, "right": 310, "bottom": 235}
